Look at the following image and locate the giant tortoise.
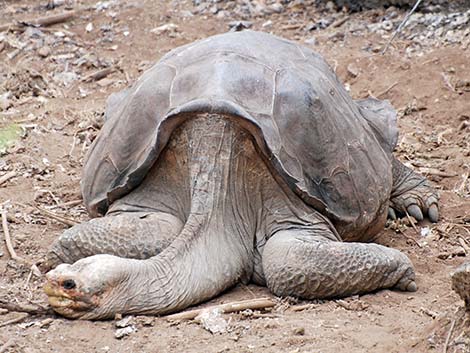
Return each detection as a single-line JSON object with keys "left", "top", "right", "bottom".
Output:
{"left": 44, "top": 31, "right": 439, "bottom": 319}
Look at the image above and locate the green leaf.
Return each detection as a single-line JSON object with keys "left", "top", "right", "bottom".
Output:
{"left": 0, "top": 124, "right": 22, "bottom": 154}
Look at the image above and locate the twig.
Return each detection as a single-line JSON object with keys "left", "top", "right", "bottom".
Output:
{"left": 420, "top": 307, "right": 438, "bottom": 319}
{"left": 240, "top": 283, "right": 257, "bottom": 299}
{"left": 436, "top": 128, "right": 453, "bottom": 146}
{"left": 405, "top": 210, "right": 420, "bottom": 235}
{"left": 12, "top": 115, "right": 38, "bottom": 124}
{"left": 82, "top": 67, "right": 115, "bottom": 82}
{"left": 418, "top": 168, "right": 457, "bottom": 178}
{"left": 0, "top": 313, "right": 29, "bottom": 328}
{"left": 40, "top": 27, "right": 76, "bottom": 38}
{"left": 455, "top": 172, "right": 469, "bottom": 194}
{"left": 165, "top": 298, "right": 275, "bottom": 321}
{"left": 68, "top": 134, "right": 78, "bottom": 157}
{"left": 332, "top": 16, "right": 349, "bottom": 28}
{"left": 290, "top": 303, "right": 315, "bottom": 312}
{"left": 443, "top": 318, "right": 455, "bottom": 353}
{"left": 0, "top": 300, "right": 53, "bottom": 316}
{"left": 22, "top": 10, "right": 76, "bottom": 27}
{"left": 1, "top": 209, "right": 25, "bottom": 262}
{"left": 23, "top": 271, "right": 32, "bottom": 289}
{"left": 335, "top": 299, "right": 354, "bottom": 311}
{"left": 452, "top": 224, "right": 470, "bottom": 236}
{"left": 280, "top": 23, "right": 302, "bottom": 30}
{"left": 1, "top": 209, "right": 39, "bottom": 272}
{"left": 0, "top": 10, "right": 76, "bottom": 32}
{"left": 34, "top": 206, "right": 78, "bottom": 227}
{"left": 0, "top": 22, "right": 16, "bottom": 32}
{"left": 441, "top": 73, "right": 456, "bottom": 92}
{"left": 381, "top": 0, "right": 423, "bottom": 55}
{"left": 421, "top": 58, "right": 440, "bottom": 66}
{"left": 0, "top": 339, "right": 15, "bottom": 353}
{"left": 0, "top": 171, "right": 16, "bottom": 187}
{"left": 51, "top": 199, "right": 83, "bottom": 209}
{"left": 376, "top": 81, "right": 399, "bottom": 98}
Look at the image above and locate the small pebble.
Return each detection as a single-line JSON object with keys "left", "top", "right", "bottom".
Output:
{"left": 269, "top": 3, "right": 283, "bottom": 13}
{"left": 304, "top": 37, "right": 317, "bottom": 46}
{"left": 262, "top": 20, "right": 273, "bottom": 28}
{"left": 114, "top": 325, "right": 136, "bottom": 339}
{"left": 347, "top": 63, "right": 359, "bottom": 78}
{"left": 38, "top": 46, "right": 51, "bottom": 58}
{"left": 115, "top": 315, "right": 133, "bottom": 328}
{"left": 39, "top": 318, "right": 54, "bottom": 328}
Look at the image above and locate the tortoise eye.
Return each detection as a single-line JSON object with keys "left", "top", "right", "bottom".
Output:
{"left": 62, "top": 279, "right": 76, "bottom": 290}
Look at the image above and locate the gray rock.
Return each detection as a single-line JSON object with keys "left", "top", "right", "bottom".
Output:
{"left": 452, "top": 262, "right": 470, "bottom": 311}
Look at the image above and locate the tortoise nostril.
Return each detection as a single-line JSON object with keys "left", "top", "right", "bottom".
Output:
{"left": 62, "top": 279, "right": 76, "bottom": 290}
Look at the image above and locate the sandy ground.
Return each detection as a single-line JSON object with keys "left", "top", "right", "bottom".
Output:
{"left": 0, "top": 1, "right": 469, "bottom": 352}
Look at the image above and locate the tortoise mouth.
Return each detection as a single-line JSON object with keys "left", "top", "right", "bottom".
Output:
{"left": 44, "top": 281, "right": 96, "bottom": 318}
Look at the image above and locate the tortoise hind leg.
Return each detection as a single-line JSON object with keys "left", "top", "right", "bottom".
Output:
{"left": 44, "top": 212, "right": 183, "bottom": 270}
{"left": 262, "top": 226, "right": 417, "bottom": 299}
{"left": 389, "top": 157, "right": 439, "bottom": 222}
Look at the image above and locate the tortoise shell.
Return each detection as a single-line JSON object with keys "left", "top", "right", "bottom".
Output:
{"left": 82, "top": 31, "right": 398, "bottom": 238}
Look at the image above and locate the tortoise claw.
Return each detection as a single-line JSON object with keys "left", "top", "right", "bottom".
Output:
{"left": 407, "top": 204, "right": 423, "bottom": 222}
{"left": 394, "top": 266, "right": 417, "bottom": 292}
{"left": 428, "top": 204, "right": 439, "bottom": 223}
{"left": 405, "top": 281, "right": 418, "bottom": 292}
{"left": 387, "top": 207, "right": 397, "bottom": 220}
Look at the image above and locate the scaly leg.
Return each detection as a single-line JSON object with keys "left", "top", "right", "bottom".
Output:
{"left": 262, "top": 227, "right": 416, "bottom": 299}
{"left": 45, "top": 212, "right": 183, "bottom": 270}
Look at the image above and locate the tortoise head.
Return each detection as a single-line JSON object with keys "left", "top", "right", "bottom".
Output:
{"left": 44, "top": 255, "right": 129, "bottom": 319}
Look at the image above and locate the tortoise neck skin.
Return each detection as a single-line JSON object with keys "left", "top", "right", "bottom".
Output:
{"left": 129, "top": 115, "right": 256, "bottom": 312}
{"left": 109, "top": 116, "right": 257, "bottom": 316}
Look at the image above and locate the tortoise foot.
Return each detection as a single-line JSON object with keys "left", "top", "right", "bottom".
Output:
{"left": 390, "top": 158, "right": 439, "bottom": 223}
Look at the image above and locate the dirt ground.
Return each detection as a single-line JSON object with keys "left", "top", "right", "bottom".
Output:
{"left": 0, "top": 0, "right": 469, "bottom": 352}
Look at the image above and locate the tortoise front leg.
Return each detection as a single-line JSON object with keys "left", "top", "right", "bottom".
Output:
{"left": 45, "top": 212, "right": 183, "bottom": 270}
{"left": 389, "top": 157, "right": 439, "bottom": 222}
{"left": 262, "top": 228, "right": 417, "bottom": 299}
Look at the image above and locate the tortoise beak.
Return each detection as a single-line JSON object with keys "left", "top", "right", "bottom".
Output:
{"left": 44, "top": 274, "right": 96, "bottom": 318}
{"left": 44, "top": 277, "right": 75, "bottom": 309}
